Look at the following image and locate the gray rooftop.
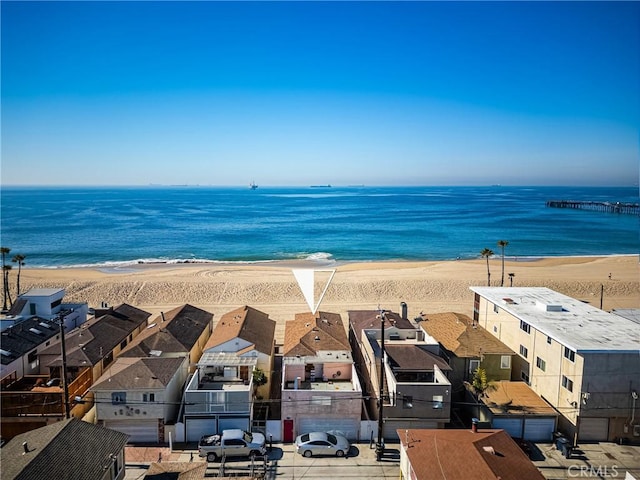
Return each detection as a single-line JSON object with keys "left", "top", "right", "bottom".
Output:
{"left": 22, "top": 288, "right": 64, "bottom": 297}
{"left": 197, "top": 352, "right": 258, "bottom": 367}
{"left": 470, "top": 287, "right": 640, "bottom": 353}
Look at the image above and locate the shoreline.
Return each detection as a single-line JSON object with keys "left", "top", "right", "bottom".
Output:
{"left": 18, "top": 252, "right": 640, "bottom": 274}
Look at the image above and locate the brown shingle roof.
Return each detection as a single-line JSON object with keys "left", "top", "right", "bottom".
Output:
{"left": 144, "top": 462, "right": 207, "bottom": 479}
{"left": 348, "top": 309, "right": 415, "bottom": 338}
{"left": 92, "top": 357, "right": 185, "bottom": 390}
{"left": 283, "top": 311, "right": 349, "bottom": 357}
{"left": 420, "top": 312, "right": 514, "bottom": 357}
{"left": 481, "top": 381, "right": 558, "bottom": 416}
{"left": 204, "top": 305, "right": 275, "bottom": 355}
{"left": 398, "top": 429, "right": 545, "bottom": 480}
{"left": 121, "top": 304, "right": 213, "bottom": 357}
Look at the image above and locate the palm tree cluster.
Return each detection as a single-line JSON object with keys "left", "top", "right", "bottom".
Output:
{"left": 480, "top": 240, "right": 509, "bottom": 287}
{"left": 1, "top": 246, "right": 27, "bottom": 313}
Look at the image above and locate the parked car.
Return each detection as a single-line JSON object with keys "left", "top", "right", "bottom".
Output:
{"left": 198, "top": 429, "right": 267, "bottom": 462}
{"left": 295, "top": 431, "right": 351, "bottom": 458}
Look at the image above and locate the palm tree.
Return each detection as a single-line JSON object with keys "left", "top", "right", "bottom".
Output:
{"left": 12, "top": 254, "right": 26, "bottom": 297}
{"left": 481, "top": 248, "right": 494, "bottom": 286}
{"left": 3, "top": 265, "right": 13, "bottom": 309}
{"left": 497, "top": 240, "right": 509, "bottom": 286}
{"left": 1, "top": 247, "right": 10, "bottom": 311}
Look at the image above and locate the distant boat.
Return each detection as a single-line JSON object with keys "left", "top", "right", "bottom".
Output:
{"left": 310, "top": 184, "right": 331, "bottom": 188}
{"left": 249, "top": 181, "right": 258, "bottom": 190}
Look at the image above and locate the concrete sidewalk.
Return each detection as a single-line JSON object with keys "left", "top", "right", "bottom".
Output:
{"left": 124, "top": 440, "right": 640, "bottom": 479}
{"left": 124, "top": 442, "right": 400, "bottom": 479}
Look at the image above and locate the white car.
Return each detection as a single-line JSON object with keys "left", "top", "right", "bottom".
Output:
{"left": 295, "top": 431, "right": 351, "bottom": 457}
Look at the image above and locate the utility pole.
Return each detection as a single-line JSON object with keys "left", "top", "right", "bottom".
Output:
{"left": 59, "top": 317, "right": 71, "bottom": 419}
{"left": 376, "top": 307, "right": 386, "bottom": 461}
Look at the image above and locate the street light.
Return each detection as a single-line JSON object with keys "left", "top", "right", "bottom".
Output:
{"left": 375, "top": 307, "right": 386, "bottom": 461}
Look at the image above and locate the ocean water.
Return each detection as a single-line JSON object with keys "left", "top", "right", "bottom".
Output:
{"left": 0, "top": 185, "right": 637, "bottom": 268}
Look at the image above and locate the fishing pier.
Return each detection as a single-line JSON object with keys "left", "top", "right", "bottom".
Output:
{"left": 546, "top": 200, "right": 639, "bottom": 215}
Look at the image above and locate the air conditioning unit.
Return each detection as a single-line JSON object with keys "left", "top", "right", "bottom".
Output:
{"left": 633, "top": 425, "right": 640, "bottom": 437}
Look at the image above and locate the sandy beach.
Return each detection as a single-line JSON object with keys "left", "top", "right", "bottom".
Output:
{"left": 13, "top": 255, "right": 638, "bottom": 344}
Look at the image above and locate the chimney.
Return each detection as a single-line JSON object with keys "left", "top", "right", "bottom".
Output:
{"left": 471, "top": 417, "right": 479, "bottom": 433}
{"left": 401, "top": 302, "right": 407, "bottom": 321}
{"left": 22, "top": 442, "right": 29, "bottom": 454}
{"left": 294, "top": 377, "right": 300, "bottom": 390}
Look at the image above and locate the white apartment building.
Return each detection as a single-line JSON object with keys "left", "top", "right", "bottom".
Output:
{"left": 471, "top": 286, "right": 640, "bottom": 443}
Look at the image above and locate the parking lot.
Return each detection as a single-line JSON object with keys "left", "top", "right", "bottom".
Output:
{"left": 124, "top": 440, "right": 640, "bottom": 480}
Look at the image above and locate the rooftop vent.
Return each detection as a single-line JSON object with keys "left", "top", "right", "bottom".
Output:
{"left": 536, "top": 300, "right": 563, "bottom": 312}
{"left": 501, "top": 298, "right": 516, "bottom": 305}
{"left": 0, "top": 349, "right": 13, "bottom": 357}
{"left": 39, "top": 322, "right": 53, "bottom": 329}
{"left": 29, "top": 328, "right": 44, "bottom": 336}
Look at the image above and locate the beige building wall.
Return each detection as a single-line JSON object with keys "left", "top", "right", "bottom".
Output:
{"left": 474, "top": 293, "right": 640, "bottom": 441}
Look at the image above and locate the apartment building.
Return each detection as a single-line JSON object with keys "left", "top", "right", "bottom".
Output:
{"left": 471, "top": 287, "right": 640, "bottom": 443}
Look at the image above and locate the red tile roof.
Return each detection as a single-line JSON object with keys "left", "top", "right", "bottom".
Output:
{"left": 398, "top": 429, "right": 544, "bottom": 480}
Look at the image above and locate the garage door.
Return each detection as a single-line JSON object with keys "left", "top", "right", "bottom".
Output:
{"left": 523, "top": 418, "right": 556, "bottom": 442}
{"left": 492, "top": 418, "right": 523, "bottom": 438}
{"left": 186, "top": 418, "right": 217, "bottom": 443}
{"left": 578, "top": 417, "right": 609, "bottom": 442}
{"left": 298, "top": 417, "right": 359, "bottom": 441}
{"left": 219, "top": 417, "right": 249, "bottom": 432}
{"left": 107, "top": 420, "right": 158, "bottom": 444}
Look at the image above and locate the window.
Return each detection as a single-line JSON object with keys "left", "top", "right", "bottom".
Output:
{"left": 563, "top": 347, "right": 575, "bottom": 362}
{"left": 143, "top": 393, "right": 155, "bottom": 403}
{"left": 28, "top": 349, "right": 39, "bottom": 370}
{"left": 500, "top": 355, "right": 511, "bottom": 369}
{"left": 111, "top": 392, "right": 126, "bottom": 404}
{"left": 562, "top": 375, "right": 574, "bottom": 392}
{"left": 547, "top": 336, "right": 552, "bottom": 345}
{"left": 469, "top": 359, "right": 480, "bottom": 374}
{"left": 403, "top": 395, "right": 413, "bottom": 409}
{"left": 521, "top": 371, "right": 530, "bottom": 383}
{"left": 30, "top": 304, "right": 36, "bottom": 315}
{"left": 536, "top": 357, "right": 546, "bottom": 371}
{"left": 493, "top": 325, "right": 498, "bottom": 333}
{"left": 120, "top": 339, "right": 127, "bottom": 350}
{"left": 519, "top": 345, "right": 528, "bottom": 358}
{"left": 493, "top": 304, "right": 500, "bottom": 313}
{"left": 432, "top": 395, "right": 444, "bottom": 409}
{"left": 520, "top": 320, "right": 530, "bottom": 334}
{"left": 103, "top": 351, "right": 114, "bottom": 369}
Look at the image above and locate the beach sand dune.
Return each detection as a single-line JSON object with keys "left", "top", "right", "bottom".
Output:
{"left": 14, "top": 256, "right": 638, "bottom": 344}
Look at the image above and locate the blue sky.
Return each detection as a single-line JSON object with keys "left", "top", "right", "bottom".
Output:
{"left": 2, "top": 1, "right": 638, "bottom": 187}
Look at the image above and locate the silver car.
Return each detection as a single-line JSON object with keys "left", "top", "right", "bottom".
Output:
{"left": 295, "top": 431, "right": 351, "bottom": 457}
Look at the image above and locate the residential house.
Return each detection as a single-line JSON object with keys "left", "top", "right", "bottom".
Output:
{"left": 349, "top": 308, "right": 452, "bottom": 440}
{"left": 419, "top": 312, "right": 514, "bottom": 400}
{"left": 281, "top": 311, "right": 362, "bottom": 442}
{"left": 92, "top": 356, "right": 187, "bottom": 443}
{"left": 1, "top": 287, "right": 87, "bottom": 331}
{"left": 472, "top": 380, "right": 558, "bottom": 442}
{"left": 91, "top": 304, "right": 213, "bottom": 443}
{"left": 180, "top": 306, "right": 275, "bottom": 443}
{"left": 0, "top": 304, "right": 150, "bottom": 440}
{"left": 1, "top": 316, "right": 61, "bottom": 382}
{"left": 201, "top": 305, "right": 275, "bottom": 398}
{"left": 398, "top": 427, "right": 545, "bottom": 480}
{"left": 471, "top": 286, "right": 640, "bottom": 443}
{"left": 1, "top": 418, "right": 129, "bottom": 480}
{"left": 119, "top": 304, "right": 214, "bottom": 371}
